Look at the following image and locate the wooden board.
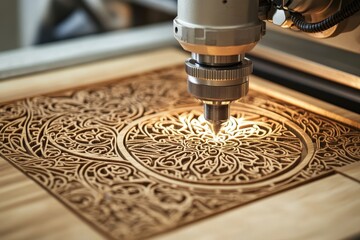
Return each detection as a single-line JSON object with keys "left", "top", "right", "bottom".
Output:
{"left": 155, "top": 174, "right": 360, "bottom": 240}
{"left": 0, "top": 48, "right": 359, "bottom": 240}
{"left": 0, "top": 158, "right": 103, "bottom": 240}
{"left": 336, "top": 162, "right": 360, "bottom": 183}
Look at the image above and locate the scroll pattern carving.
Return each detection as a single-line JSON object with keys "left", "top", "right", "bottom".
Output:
{"left": 121, "top": 107, "right": 311, "bottom": 188}
{"left": 0, "top": 67, "right": 359, "bottom": 240}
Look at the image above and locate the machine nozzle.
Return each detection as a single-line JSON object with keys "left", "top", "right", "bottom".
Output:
{"left": 185, "top": 54, "right": 252, "bottom": 135}
{"left": 204, "top": 103, "right": 229, "bottom": 135}
{"left": 174, "top": 0, "right": 263, "bottom": 135}
{"left": 211, "top": 122, "right": 222, "bottom": 136}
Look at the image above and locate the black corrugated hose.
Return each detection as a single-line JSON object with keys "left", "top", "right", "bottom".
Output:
{"left": 290, "top": 0, "right": 360, "bottom": 33}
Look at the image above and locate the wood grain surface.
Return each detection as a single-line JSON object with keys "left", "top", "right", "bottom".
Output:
{"left": 0, "top": 48, "right": 359, "bottom": 240}
{"left": 155, "top": 174, "right": 360, "bottom": 240}
{"left": 336, "top": 162, "right": 360, "bottom": 183}
{"left": 0, "top": 158, "right": 103, "bottom": 240}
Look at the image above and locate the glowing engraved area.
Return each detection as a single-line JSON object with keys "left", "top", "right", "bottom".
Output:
{"left": 120, "top": 106, "right": 310, "bottom": 187}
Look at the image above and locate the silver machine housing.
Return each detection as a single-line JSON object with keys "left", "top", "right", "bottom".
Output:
{"left": 174, "top": 0, "right": 349, "bottom": 133}
{"left": 174, "top": 0, "right": 265, "bottom": 134}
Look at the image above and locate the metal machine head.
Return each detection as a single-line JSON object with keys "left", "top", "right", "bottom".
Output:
{"left": 174, "top": 0, "right": 265, "bottom": 134}
{"left": 174, "top": 0, "right": 359, "bottom": 134}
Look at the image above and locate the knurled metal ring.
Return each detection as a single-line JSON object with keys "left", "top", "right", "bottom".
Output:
{"left": 185, "top": 58, "right": 253, "bottom": 81}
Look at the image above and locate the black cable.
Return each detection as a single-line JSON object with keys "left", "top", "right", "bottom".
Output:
{"left": 290, "top": 0, "right": 360, "bottom": 33}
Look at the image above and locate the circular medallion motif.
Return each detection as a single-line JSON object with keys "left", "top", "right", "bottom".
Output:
{"left": 118, "top": 105, "right": 314, "bottom": 190}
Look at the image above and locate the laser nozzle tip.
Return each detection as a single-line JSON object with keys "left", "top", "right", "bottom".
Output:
{"left": 211, "top": 122, "right": 222, "bottom": 135}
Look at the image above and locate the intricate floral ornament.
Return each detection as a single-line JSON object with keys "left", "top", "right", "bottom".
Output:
{"left": 120, "top": 106, "right": 313, "bottom": 189}
{"left": 0, "top": 67, "right": 359, "bottom": 240}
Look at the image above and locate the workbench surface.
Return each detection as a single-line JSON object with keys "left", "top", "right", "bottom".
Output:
{"left": 0, "top": 48, "right": 359, "bottom": 240}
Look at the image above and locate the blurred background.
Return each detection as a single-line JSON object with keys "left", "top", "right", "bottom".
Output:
{"left": 0, "top": 0, "right": 176, "bottom": 52}
{"left": 0, "top": 0, "right": 180, "bottom": 80}
{"left": 0, "top": 0, "right": 358, "bottom": 112}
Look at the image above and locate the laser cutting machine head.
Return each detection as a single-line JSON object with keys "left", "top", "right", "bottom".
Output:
{"left": 174, "top": 0, "right": 359, "bottom": 134}
{"left": 174, "top": 0, "right": 264, "bottom": 134}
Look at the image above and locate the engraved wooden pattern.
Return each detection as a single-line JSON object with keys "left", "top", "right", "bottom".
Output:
{"left": 0, "top": 66, "right": 359, "bottom": 240}
{"left": 121, "top": 106, "right": 312, "bottom": 189}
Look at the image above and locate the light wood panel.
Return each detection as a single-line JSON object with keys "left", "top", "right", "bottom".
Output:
{"left": 336, "top": 162, "right": 360, "bottom": 183}
{"left": 0, "top": 158, "right": 104, "bottom": 240}
{"left": 0, "top": 48, "right": 189, "bottom": 103}
{"left": 155, "top": 174, "right": 360, "bottom": 240}
{"left": 0, "top": 48, "right": 359, "bottom": 239}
